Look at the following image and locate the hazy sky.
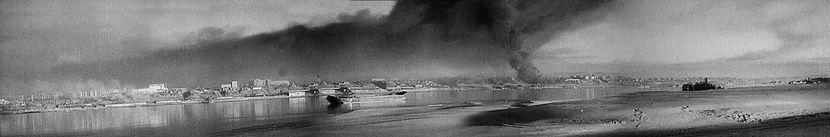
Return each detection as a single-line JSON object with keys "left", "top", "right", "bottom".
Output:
{"left": 0, "top": 0, "right": 828, "bottom": 90}
{"left": 536, "top": 0, "right": 829, "bottom": 63}
{"left": 533, "top": 0, "right": 829, "bottom": 77}
{"left": 0, "top": 0, "right": 394, "bottom": 76}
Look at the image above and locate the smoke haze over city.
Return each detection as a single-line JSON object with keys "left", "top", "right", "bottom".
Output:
{"left": 1, "top": 0, "right": 828, "bottom": 96}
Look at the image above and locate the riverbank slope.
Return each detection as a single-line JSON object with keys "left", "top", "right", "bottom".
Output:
{"left": 466, "top": 84, "right": 830, "bottom": 136}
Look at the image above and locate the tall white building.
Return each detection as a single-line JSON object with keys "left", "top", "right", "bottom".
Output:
{"left": 149, "top": 84, "right": 166, "bottom": 90}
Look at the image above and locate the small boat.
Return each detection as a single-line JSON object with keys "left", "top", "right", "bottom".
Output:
{"left": 391, "top": 91, "right": 407, "bottom": 95}
{"left": 326, "top": 95, "right": 344, "bottom": 105}
{"left": 682, "top": 78, "right": 723, "bottom": 91}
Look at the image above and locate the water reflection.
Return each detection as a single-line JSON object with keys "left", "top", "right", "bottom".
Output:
{"left": 0, "top": 87, "right": 647, "bottom": 136}
{"left": 403, "top": 88, "right": 635, "bottom": 105}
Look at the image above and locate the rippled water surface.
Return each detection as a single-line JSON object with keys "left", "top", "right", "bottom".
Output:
{"left": 1, "top": 87, "right": 659, "bottom": 136}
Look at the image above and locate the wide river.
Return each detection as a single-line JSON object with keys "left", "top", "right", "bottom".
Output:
{"left": 1, "top": 87, "right": 668, "bottom": 136}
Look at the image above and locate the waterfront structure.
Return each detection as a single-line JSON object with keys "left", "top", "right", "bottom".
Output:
{"left": 149, "top": 84, "right": 167, "bottom": 90}
{"left": 288, "top": 92, "right": 306, "bottom": 97}
{"left": 565, "top": 78, "right": 581, "bottom": 83}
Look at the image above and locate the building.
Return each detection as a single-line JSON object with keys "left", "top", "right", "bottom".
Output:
{"left": 220, "top": 84, "right": 232, "bottom": 91}
{"left": 231, "top": 81, "right": 238, "bottom": 89}
{"left": 288, "top": 92, "right": 306, "bottom": 97}
{"left": 251, "top": 79, "right": 267, "bottom": 88}
{"left": 267, "top": 80, "right": 290, "bottom": 87}
{"left": 149, "top": 84, "right": 167, "bottom": 90}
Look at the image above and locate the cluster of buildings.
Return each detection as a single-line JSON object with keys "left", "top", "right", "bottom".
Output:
{"left": 130, "top": 84, "right": 167, "bottom": 93}
{"left": 377, "top": 79, "right": 447, "bottom": 90}
{"left": 788, "top": 77, "right": 829, "bottom": 85}
{"left": 219, "top": 79, "right": 291, "bottom": 91}
{"left": 563, "top": 75, "right": 609, "bottom": 83}
{"left": 306, "top": 78, "right": 446, "bottom": 92}
{"left": 132, "top": 77, "right": 448, "bottom": 97}
{"left": 560, "top": 74, "right": 739, "bottom": 84}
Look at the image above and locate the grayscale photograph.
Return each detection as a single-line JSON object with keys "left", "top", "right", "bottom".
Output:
{"left": 1, "top": 0, "right": 829, "bottom": 136}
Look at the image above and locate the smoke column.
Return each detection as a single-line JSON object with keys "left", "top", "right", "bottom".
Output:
{"left": 484, "top": 0, "right": 613, "bottom": 83}
{"left": 490, "top": 0, "right": 541, "bottom": 83}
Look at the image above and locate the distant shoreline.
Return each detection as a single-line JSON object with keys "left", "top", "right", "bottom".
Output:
{"left": 0, "top": 95, "right": 300, "bottom": 115}
{"left": 0, "top": 86, "right": 643, "bottom": 115}
{"left": 1, "top": 83, "right": 795, "bottom": 116}
{"left": 0, "top": 87, "right": 464, "bottom": 115}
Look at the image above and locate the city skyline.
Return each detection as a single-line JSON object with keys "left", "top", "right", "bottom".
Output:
{"left": 2, "top": 1, "right": 830, "bottom": 136}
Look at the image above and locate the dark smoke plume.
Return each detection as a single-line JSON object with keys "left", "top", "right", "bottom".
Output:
{"left": 46, "top": 0, "right": 615, "bottom": 88}
{"left": 489, "top": 0, "right": 540, "bottom": 83}
{"left": 470, "top": 0, "right": 613, "bottom": 83}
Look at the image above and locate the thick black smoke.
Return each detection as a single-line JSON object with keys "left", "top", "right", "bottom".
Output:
{"left": 487, "top": 0, "right": 542, "bottom": 83}
{"left": 387, "top": 0, "right": 613, "bottom": 83}
{"left": 48, "top": 0, "right": 614, "bottom": 88}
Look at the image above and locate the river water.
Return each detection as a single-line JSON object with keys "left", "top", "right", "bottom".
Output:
{"left": 1, "top": 87, "right": 662, "bottom": 136}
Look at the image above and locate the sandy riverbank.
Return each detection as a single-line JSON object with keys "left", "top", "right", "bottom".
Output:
{"left": 466, "top": 84, "right": 830, "bottom": 136}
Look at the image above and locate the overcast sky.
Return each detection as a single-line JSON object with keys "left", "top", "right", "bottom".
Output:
{"left": 533, "top": 0, "right": 829, "bottom": 77}
{"left": 536, "top": 0, "right": 829, "bottom": 63}
{"left": 0, "top": 0, "right": 394, "bottom": 77}
{"left": 0, "top": 0, "right": 828, "bottom": 84}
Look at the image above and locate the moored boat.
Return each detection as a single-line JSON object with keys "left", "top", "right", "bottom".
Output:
{"left": 682, "top": 78, "right": 723, "bottom": 91}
